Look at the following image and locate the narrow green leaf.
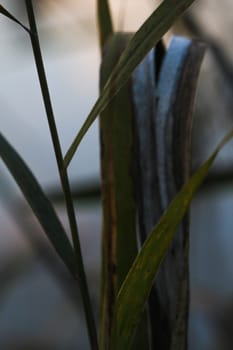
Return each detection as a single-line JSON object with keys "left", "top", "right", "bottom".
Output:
{"left": 99, "top": 33, "right": 149, "bottom": 350}
{"left": 0, "top": 133, "right": 76, "bottom": 276}
{"left": 0, "top": 4, "right": 30, "bottom": 33}
{"left": 110, "top": 128, "right": 233, "bottom": 350}
{"left": 97, "top": 0, "right": 113, "bottom": 50}
{"left": 64, "top": 0, "right": 196, "bottom": 167}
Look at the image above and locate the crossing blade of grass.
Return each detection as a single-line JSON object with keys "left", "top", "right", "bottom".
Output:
{"left": 97, "top": 0, "right": 113, "bottom": 50}
{"left": 0, "top": 4, "right": 30, "bottom": 33}
{"left": 110, "top": 128, "right": 233, "bottom": 350}
{"left": 0, "top": 133, "right": 76, "bottom": 276}
{"left": 64, "top": 0, "right": 197, "bottom": 167}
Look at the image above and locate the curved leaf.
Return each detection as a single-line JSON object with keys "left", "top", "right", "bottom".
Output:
{"left": 0, "top": 133, "right": 76, "bottom": 276}
{"left": 64, "top": 0, "right": 197, "bottom": 167}
{"left": 0, "top": 4, "right": 30, "bottom": 33}
{"left": 110, "top": 128, "right": 233, "bottom": 350}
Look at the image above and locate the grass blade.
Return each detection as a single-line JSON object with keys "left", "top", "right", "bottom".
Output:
{"left": 24, "top": 2, "right": 99, "bottom": 348}
{"left": 110, "top": 128, "right": 233, "bottom": 350}
{"left": 0, "top": 4, "right": 30, "bottom": 32}
{"left": 99, "top": 33, "right": 149, "bottom": 350}
{"left": 64, "top": 0, "right": 197, "bottom": 167}
{"left": 97, "top": 0, "right": 113, "bottom": 50}
{"left": 0, "top": 133, "right": 76, "bottom": 276}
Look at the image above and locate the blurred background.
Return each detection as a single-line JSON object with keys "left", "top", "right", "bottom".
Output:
{"left": 1, "top": 0, "right": 233, "bottom": 349}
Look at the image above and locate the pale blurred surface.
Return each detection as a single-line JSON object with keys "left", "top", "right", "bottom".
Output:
{"left": 0, "top": 1, "right": 233, "bottom": 349}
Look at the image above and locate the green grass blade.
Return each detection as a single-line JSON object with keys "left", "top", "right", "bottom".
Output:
{"left": 24, "top": 2, "right": 99, "bottom": 348}
{"left": 97, "top": 0, "right": 113, "bottom": 50}
{"left": 64, "top": 0, "right": 196, "bottom": 167}
{"left": 99, "top": 33, "right": 150, "bottom": 350}
{"left": 110, "top": 128, "right": 233, "bottom": 350}
{"left": 0, "top": 133, "right": 76, "bottom": 276}
{"left": 0, "top": 4, "right": 30, "bottom": 32}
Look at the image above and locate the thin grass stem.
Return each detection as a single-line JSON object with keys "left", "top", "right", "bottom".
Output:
{"left": 24, "top": 1, "right": 98, "bottom": 349}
